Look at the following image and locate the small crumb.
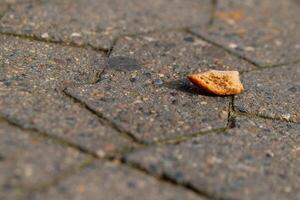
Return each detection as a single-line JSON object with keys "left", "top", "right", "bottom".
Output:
{"left": 219, "top": 110, "right": 228, "bottom": 120}
{"left": 78, "top": 184, "right": 86, "bottom": 193}
{"left": 71, "top": 32, "right": 81, "bottom": 37}
{"left": 41, "top": 33, "right": 49, "bottom": 39}
{"left": 96, "top": 149, "right": 106, "bottom": 158}
{"left": 265, "top": 150, "right": 274, "bottom": 158}
{"left": 244, "top": 46, "right": 255, "bottom": 51}
{"left": 282, "top": 114, "right": 291, "bottom": 121}
{"left": 187, "top": 70, "right": 244, "bottom": 95}
{"left": 143, "top": 36, "right": 155, "bottom": 42}
{"left": 229, "top": 43, "right": 238, "bottom": 49}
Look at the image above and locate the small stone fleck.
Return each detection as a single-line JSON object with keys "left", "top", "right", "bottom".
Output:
{"left": 41, "top": 33, "right": 49, "bottom": 39}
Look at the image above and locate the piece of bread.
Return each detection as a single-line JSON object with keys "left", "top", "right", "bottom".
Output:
{"left": 187, "top": 70, "right": 244, "bottom": 95}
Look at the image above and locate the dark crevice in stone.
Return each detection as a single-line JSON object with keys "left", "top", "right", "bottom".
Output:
{"left": 106, "top": 36, "right": 119, "bottom": 57}
{"left": 186, "top": 29, "right": 261, "bottom": 68}
{"left": 62, "top": 89, "right": 148, "bottom": 147}
{"left": 208, "top": 0, "right": 218, "bottom": 26}
{"left": 232, "top": 110, "right": 300, "bottom": 125}
{"left": 93, "top": 37, "right": 119, "bottom": 83}
{"left": 122, "top": 158, "right": 228, "bottom": 200}
{"left": 102, "top": 25, "right": 200, "bottom": 57}
{"left": 226, "top": 95, "right": 236, "bottom": 128}
{"left": 187, "top": 29, "right": 300, "bottom": 69}
{"left": 0, "top": 116, "right": 100, "bottom": 158}
{"left": 240, "top": 59, "right": 300, "bottom": 74}
{"left": 0, "top": 4, "right": 10, "bottom": 20}
{"left": 63, "top": 87, "right": 229, "bottom": 147}
{"left": 0, "top": 11, "right": 6, "bottom": 21}
{"left": 33, "top": 152, "right": 220, "bottom": 200}
{"left": 154, "top": 127, "right": 228, "bottom": 145}
{"left": 0, "top": 154, "right": 4, "bottom": 161}
{"left": 29, "top": 157, "right": 95, "bottom": 192}
{"left": 0, "top": 31, "right": 108, "bottom": 55}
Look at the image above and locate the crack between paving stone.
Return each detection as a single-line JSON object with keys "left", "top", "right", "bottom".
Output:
{"left": 0, "top": 114, "right": 146, "bottom": 166}
{"left": 0, "top": 3, "right": 10, "bottom": 21}
{"left": 232, "top": 109, "right": 300, "bottom": 125}
{"left": 62, "top": 89, "right": 148, "bottom": 146}
{"left": 208, "top": 0, "right": 218, "bottom": 26}
{"left": 0, "top": 31, "right": 109, "bottom": 55}
{"left": 226, "top": 95, "right": 236, "bottom": 128}
{"left": 0, "top": 26, "right": 199, "bottom": 58}
{"left": 0, "top": 2, "right": 292, "bottom": 198}
{"left": 257, "top": 59, "right": 300, "bottom": 68}
{"left": 0, "top": 116, "right": 153, "bottom": 193}
{"left": 0, "top": 97, "right": 231, "bottom": 200}
{"left": 27, "top": 157, "right": 95, "bottom": 192}
{"left": 92, "top": 36, "right": 120, "bottom": 83}
{"left": 63, "top": 88, "right": 234, "bottom": 146}
{"left": 31, "top": 152, "right": 224, "bottom": 200}
{"left": 240, "top": 59, "right": 300, "bottom": 74}
{"left": 102, "top": 25, "right": 205, "bottom": 46}
{"left": 94, "top": 27, "right": 198, "bottom": 83}
{"left": 231, "top": 99, "right": 300, "bottom": 124}
{"left": 121, "top": 158, "right": 232, "bottom": 200}
{"left": 0, "top": 116, "right": 102, "bottom": 157}
{"left": 153, "top": 127, "right": 228, "bottom": 145}
{"left": 0, "top": 12, "right": 6, "bottom": 21}
{"left": 186, "top": 29, "right": 261, "bottom": 68}
{"left": 186, "top": 29, "right": 300, "bottom": 70}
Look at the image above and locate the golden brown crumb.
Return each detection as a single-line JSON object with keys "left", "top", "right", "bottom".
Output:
{"left": 187, "top": 70, "right": 244, "bottom": 95}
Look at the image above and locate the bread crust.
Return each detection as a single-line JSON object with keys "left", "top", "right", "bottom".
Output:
{"left": 187, "top": 70, "right": 244, "bottom": 95}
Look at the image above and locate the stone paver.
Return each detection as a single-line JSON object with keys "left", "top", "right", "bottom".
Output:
{"left": 0, "top": 0, "right": 211, "bottom": 50}
{"left": 32, "top": 160, "right": 205, "bottom": 200}
{"left": 0, "top": 6, "right": 6, "bottom": 15}
{"left": 235, "top": 65, "right": 300, "bottom": 123}
{"left": 0, "top": 4, "right": 8, "bottom": 17}
{"left": 0, "top": 0, "right": 299, "bottom": 199}
{"left": 0, "top": 0, "right": 38, "bottom": 14}
{"left": 0, "top": 119, "right": 90, "bottom": 199}
{"left": 0, "top": 35, "right": 133, "bottom": 156}
{"left": 66, "top": 31, "right": 256, "bottom": 142}
{"left": 191, "top": 0, "right": 300, "bottom": 66}
{"left": 126, "top": 116, "right": 300, "bottom": 200}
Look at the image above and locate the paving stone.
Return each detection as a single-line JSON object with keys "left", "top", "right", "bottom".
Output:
{"left": 0, "top": 119, "right": 90, "bottom": 196}
{"left": 0, "top": 0, "right": 39, "bottom": 15}
{"left": 191, "top": 0, "right": 300, "bottom": 66}
{"left": 33, "top": 160, "right": 205, "bottom": 200}
{"left": 0, "top": 35, "right": 133, "bottom": 156}
{"left": 65, "top": 31, "right": 256, "bottom": 142}
{"left": 0, "top": 188, "right": 28, "bottom": 200}
{"left": 0, "top": 0, "right": 211, "bottom": 50}
{"left": 126, "top": 116, "right": 300, "bottom": 200}
{"left": 235, "top": 65, "right": 300, "bottom": 123}
{"left": 0, "top": 4, "right": 8, "bottom": 17}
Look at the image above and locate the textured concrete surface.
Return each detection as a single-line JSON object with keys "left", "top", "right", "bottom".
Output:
{"left": 0, "top": 35, "right": 133, "bottom": 156}
{"left": 0, "top": 0, "right": 299, "bottom": 199}
{"left": 235, "top": 65, "right": 300, "bottom": 123}
{"left": 191, "top": 0, "right": 300, "bottom": 66}
{"left": 0, "top": 0, "right": 211, "bottom": 49}
{"left": 31, "top": 160, "right": 206, "bottom": 200}
{"left": 65, "top": 31, "right": 255, "bottom": 142}
{"left": 126, "top": 116, "right": 300, "bottom": 200}
{"left": 0, "top": 119, "right": 90, "bottom": 200}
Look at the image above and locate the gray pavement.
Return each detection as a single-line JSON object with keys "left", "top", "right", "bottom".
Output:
{"left": 0, "top": 0, "right": 299, "bottom": 199}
